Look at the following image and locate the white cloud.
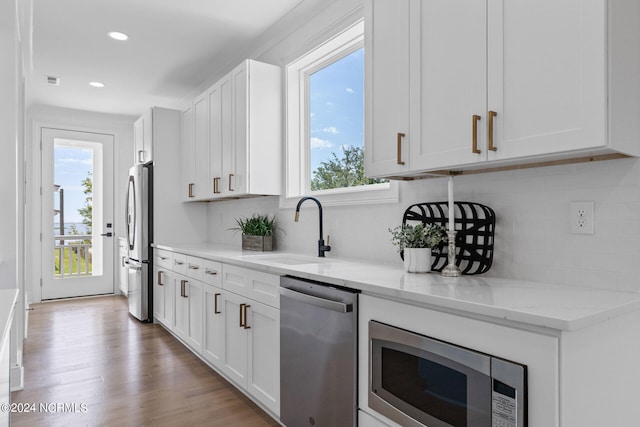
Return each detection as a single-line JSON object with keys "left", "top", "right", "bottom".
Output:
{"left": 57, "top": 158, "right": 92, "bottom": 166}
{"left": 322, "top": 126, "right": 339, "bottom": 134}
{"left": 310, "top": 137, "right": 334, "bottom": 150}
{"left": 346, "top": 87, "right": 355, "bottom": 94}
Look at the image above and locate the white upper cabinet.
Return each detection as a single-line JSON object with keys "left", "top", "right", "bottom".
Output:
{"left": 181, "top": 59, "right": 282, "bottom": 201}
{"left": 365, "top": 0, "right": 640, "bottom": 178}
{"left": 133, "top": 108, "right": 153, "bottom": 164}
{"left": 364, "top": 0, "right": 411, "bottom": 177}
{"left": 181, "top": 105, "right": 195, "bottom": 201}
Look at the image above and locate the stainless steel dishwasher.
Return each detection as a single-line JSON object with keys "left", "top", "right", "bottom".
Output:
{"left": 280, "top": 275, "right": 359, "bottom": 427}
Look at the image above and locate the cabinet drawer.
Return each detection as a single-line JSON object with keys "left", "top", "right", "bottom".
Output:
{"left": 222, "top": 265, "right": 280, "bottom": 308}
{"left": 172, "top": 253, "right": 187, "bottom": 275}
{"left": 155, "top": 249, "right": 174, "bottom": 270}
{"left": 202, "top": 260, "right": 222, "bottom": 287}
{"left": 185, "top": 256, "right": 205, "bottom": 281}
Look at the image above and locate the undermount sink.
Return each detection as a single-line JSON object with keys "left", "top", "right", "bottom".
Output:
{"left": 241, "top": 253, "right": 329, "bottom": 265}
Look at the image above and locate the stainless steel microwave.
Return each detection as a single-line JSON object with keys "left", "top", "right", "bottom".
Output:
{"left": 369, "top": 321, "right": 527, "bottom": 427}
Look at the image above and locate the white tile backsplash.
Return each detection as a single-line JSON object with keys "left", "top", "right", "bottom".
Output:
{"left": 207, "top": 157, "right": 640, "bottom": 292}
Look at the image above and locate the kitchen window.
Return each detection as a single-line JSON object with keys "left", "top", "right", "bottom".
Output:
{"left": 282, "top": 19, "right": 398, "bottom": 208}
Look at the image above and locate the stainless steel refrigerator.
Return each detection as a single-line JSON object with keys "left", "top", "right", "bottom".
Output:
{"left": 125, "top": 163, "right": 152, "bottom": 322}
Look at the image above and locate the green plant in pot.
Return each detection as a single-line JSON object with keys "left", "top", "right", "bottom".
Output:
{"left": 388, "top": 223, "right": 447, "bottom": 273}
{"left": 231, "top": 214, "right": 277, "bottom": 251}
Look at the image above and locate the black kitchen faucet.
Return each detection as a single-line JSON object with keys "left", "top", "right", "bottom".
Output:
{"left": 294, "top": 196, "right": 331, "bottom": 257}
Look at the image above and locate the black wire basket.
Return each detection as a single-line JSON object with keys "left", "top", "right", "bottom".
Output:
{"left": 401, "top": 202, "right": 496, "bottom": 275}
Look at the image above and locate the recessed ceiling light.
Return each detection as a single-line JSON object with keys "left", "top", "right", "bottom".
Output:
{"left": 89, "top": 82, "right": 105, "bottom": 88}
{"left": 108, "top": 31, "right": 129, "bottom": 41}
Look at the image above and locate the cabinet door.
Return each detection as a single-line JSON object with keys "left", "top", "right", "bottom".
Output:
{"left": 118, "top": 241, "right": 127, "bottom": 295}
{"left": 203, "top": 284, "right": 225, "bottom": 369}
{"left": 364, "top": 0, "right": 411, "bottom": 178}
{"left": 162, "top": 269, "right": 174, "bottom": 329}
{"left": 134, "top": 114, "right": 144, "bottom": 164}
{"left": 229, "top": 62, "right": 248, "bottom": 195}
{"left": 134, "top": 108, "right": 152, "bottom": 164}
{"left": 181, "top": 105, "right": 196, "bottom": 201}
{"left": 153, "top": 267, "right": 166, "bottom": 324}
{"left": 193, "top": 92, "right": 209, "bottom": 200}
{"left": 173, "top": 273, "right": 189, "bottom": 341}
{"left": 246, "top": 300, "right": 280, "bottom": 416}
{"left": 487, "top": 0, "right": 606, "bottom": 160}
{"left": 208, "top": 81, "right": 223, "bottom": 198}
{"left": 185, "top": 279, "right": 203, "bottom": 353}
{"left": 222, "top": 291, "right": 248, "bottom": 387}
{"left": 409, "top": 0, "right": 488, "bottom": 171}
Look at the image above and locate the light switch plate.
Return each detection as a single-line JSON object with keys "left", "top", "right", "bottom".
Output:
{"left": 570, "top": 201, "right": 594, "bottom": 235}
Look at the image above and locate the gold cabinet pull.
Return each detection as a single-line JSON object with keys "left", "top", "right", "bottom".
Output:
{"left": 488, "top": 111, "right": 497, "bottom": 151}
{"left": 239, "top": 303, "right": 245, "bottom": 327}
{"left": 188, "top": 183, "right": 195, "bottom": 198}
{"left": 157, "top": 271, "right": 163, "bottom": 286}
{"left": 214, "top": 293, "right": 221, "bottom": 314}
{"left": 472, "top": 115, "right": 481, "bottom": 154}
{"left": 396, "top": 132, "right": 406, "bottom": 165}
{"left": 228, "top": 174, "right": 235, "bottom": 191}
{"left": 213, "top": 177, "right": 220, "bottom": 194}
{"left": 243, "top": 304, "right": 251, "bottom": 329}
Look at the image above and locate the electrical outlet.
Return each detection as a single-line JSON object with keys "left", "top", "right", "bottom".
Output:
{"left": 570, "top": 201, "right": 594, "bottom": 235}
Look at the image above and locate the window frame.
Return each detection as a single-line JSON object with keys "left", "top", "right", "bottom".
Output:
{"left": 281, "top": 19, "right": 398, "bottom": 209}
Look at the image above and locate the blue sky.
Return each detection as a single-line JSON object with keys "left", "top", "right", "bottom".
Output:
{"left": 54, "top": 146, "right": 93, "bottom": 224}
{"left": 309, "top": 47, "right": 364, "bottom": 176}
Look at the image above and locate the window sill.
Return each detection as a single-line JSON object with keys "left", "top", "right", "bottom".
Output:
{"left": 279, "top": 181, "right": 399, "bottom": 209}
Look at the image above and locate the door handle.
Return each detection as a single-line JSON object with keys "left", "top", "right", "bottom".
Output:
{"left": 239, "top": 303, "right": 245, "bottom": 327}
{"left": 487, "top": 110, "right": 497, "bottom": 151}
{"left": 396, "top": 132, "right": 406, "bottom": 165}
{"left": 101, "top": 232, "right": 113, "bottom": 237}
{"left": 472, "top": 115, "right": 481, "bottom": 154}
{"left": 228, "top": 174, "right": 235, "bottom": 192}
{"left": 214, "top": 293, "right": 221, "bottom": 314}
{"left": 243, "top": 304, "right": 251, "bottom": 330}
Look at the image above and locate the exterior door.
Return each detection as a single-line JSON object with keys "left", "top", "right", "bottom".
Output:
{"left": 41, "top": 128, "right": 115, "bottom": 299}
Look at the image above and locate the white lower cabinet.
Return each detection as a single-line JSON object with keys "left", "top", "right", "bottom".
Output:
{"left": 118, "top": 238, "right": 127, "bottom": 295}
{"left": 153, "top": 267, "right": 173, "bottom": 327}
{"left": 203, "top": 284, "right": 224, "bottom": 369}
{"left": 173, "top": 272, "right": 203, "bottom": 354}
{"left": 221, "top": 288, "right": 280, "bottom": 416}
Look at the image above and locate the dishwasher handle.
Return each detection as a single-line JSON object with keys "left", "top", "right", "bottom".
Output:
{"left": 280, "top": 286, "right": 352, "bottom": 313}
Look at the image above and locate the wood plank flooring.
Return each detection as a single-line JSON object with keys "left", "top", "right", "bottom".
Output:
{"left": 11, "top": 295, "right": 280, "bottom": 427}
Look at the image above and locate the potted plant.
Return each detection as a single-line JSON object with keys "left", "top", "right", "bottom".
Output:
{"left": 388, "top": 223, "right": 447, "bottom": 273}
{"left": 231, "top": 214, "right": 277, "bottom": 251}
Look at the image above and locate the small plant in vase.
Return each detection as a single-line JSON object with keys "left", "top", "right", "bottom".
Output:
{"left": 388, "top": 223, "right": 447, "bottom": 273}
{"left": 231, "top": 214, "right": 277, "bottom": 251}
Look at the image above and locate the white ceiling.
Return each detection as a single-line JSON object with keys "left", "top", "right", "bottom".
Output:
{"left": 28, "top": 0, "right": 310, "bottom": 117}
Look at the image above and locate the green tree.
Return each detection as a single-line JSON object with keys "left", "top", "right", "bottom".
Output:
{"left": 78, "top": 172, "right": 92, "bottom": 236}
{"left": 311, "top": 146, "right": 387, "bottom": 191}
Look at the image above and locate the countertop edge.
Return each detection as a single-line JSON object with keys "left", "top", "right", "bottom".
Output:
{"left": 151, "top": 243, "right": 640, "bottom": 332}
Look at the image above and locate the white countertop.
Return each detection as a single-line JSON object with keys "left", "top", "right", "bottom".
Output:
{"left": 0, "top": 289, "right": 18, "bottom": 344}
{"left": 153, "top": 242, "right": 640, "bottom": 332}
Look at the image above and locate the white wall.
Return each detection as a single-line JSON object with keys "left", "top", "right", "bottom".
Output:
{"left": 27, "top": 105, "right": 135, "bottom": 303}
{"left": 207, "top": 158, "right": 640, "bottom": 292}
{"left": 202, "top": 0, "right": 640, "bottom": 293}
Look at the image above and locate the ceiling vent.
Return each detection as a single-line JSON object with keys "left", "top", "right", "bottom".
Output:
{"left": 45, "top": 75, "right": 60, "bottom": 86}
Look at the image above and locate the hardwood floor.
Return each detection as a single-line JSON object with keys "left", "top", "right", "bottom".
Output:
{"left": 11, "top": 295, "right": 280, "bottom": 426}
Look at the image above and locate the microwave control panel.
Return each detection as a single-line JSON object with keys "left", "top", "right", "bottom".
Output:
{"left": 492, "top": 379, "right": 518, "bottom": 427}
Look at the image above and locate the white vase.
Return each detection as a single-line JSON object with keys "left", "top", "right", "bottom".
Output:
{"left": 404, "top": 248, "right": 432, "bottom": 273}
